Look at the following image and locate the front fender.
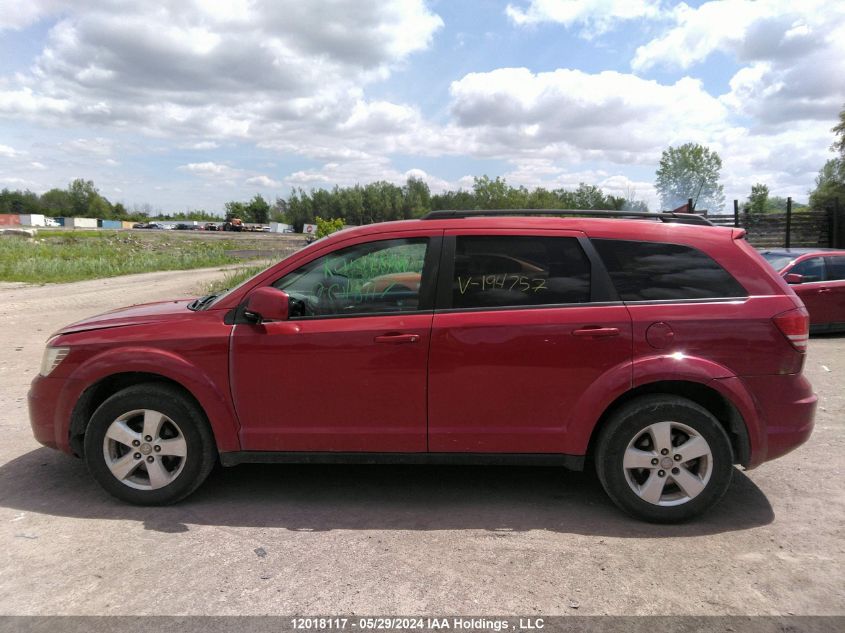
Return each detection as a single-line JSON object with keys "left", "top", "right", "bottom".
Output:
{"left": 57, "top": 347, "right": 240, "bottom": 453}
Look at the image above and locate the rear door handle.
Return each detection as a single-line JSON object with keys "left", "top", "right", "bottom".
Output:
{"left": 818, "top": 288, "right": 832, "bottom": 293}
{"left": 374, "top": 333, "right": 421, "bottom": 344}
{"left": 573, "top": 327, "right": 620, "bottom": 338}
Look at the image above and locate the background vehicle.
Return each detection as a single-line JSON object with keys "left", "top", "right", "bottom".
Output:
{"left": 760, "top": 248, "right": 845, "bottom": 332}
{"left": 222, "top": 217, "right": 243, "bottom": 232}
{"left": 203, "top": 223, "right": 218, "bottom": 231}
{"left": 29, "top": 211, "right": 815, "bottom": 522}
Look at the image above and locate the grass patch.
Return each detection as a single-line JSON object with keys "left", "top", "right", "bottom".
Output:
{"left": 0, "top": 232, "right": 246, "bottom": 283}
{"left": 203, "top": 263, "right": 272, "bottom": 295}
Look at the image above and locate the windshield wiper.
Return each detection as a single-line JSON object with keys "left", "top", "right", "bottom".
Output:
{"left": 188, "top": 294, "right": 219, "bottom": 311}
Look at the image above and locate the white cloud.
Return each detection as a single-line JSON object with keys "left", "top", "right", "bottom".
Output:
{"left": 506, "top": 0, "right": 664, "bottom": 36}
{"left": 178, "top": 162, "right": 240, "bottom": 178}
{"left": 632, "top": 0, "right": 842, "bottom": 70}
{"left": 0, "top": 144, "right": 19, "bottom": 157}
{"left": 449, "top": 67, "right": 728, "bottom": 159}
{"left": 245, "top": 175, "right": 283, "bottom": 188}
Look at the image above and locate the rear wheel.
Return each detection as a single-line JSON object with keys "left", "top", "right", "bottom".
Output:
{"left": 595, "top": 395, "right": 734, "bottom": 522}
{"left": 83, "top": 384, "right": 216, "bottom": 505}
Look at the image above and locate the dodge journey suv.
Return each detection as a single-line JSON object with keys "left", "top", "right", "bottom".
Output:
{"left": 29, "top": 210, "right": 816, "bottom": 522}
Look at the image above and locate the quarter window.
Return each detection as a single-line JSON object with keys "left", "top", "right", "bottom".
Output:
{"left": 273, "top": 238, "right": 429, "bottom": 317}
{"left": 592, "top": 239, "right": 747, "bottom": 301}
{"left": 449, "top": 236, "right": 591, "bottom": 309}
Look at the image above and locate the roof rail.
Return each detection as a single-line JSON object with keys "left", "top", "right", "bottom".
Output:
{"left": 420, "top": 209, "right": 714, "bottom": 226}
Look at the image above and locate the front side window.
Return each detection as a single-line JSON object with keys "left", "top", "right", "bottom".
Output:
{"left": 824, "top": 256, "right": 845, "bottom": 281}
{"left": 593, "top": 239, "right": 747, "bottom": 301}
{"left": 449, "top": 235, "right": 591, "bottom": 309}
{"left": 790, "top": 257, "right": 826, "bottom": 283}
{"left": 274, "top": 238, "right": 428, "bottom": 317}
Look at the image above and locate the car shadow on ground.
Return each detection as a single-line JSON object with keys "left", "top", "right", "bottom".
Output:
{"left": 0, "top": 447, "right": 773, "bottom": 537}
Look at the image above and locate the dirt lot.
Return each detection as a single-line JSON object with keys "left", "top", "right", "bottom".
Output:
{"left": 0, "top": 270, "right": 842, "bottom": 616}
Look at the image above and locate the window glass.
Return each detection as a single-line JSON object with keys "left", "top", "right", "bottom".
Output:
{"left": 592, "top": 239, "right": 747, "bottom": 301}
{"left": 450, "top": 236, "right": 590, "bottom": 309}
{"left": 825, "top": 256, "right": 845, "bottom": 281}
{"left": 274, "top": 238, "right": 428, "bottom": 317}
{"left": 790, "top": 257, "right": 826, "bottom": 283}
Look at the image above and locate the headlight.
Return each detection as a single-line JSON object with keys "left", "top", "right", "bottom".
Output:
{"left": 39, "top": 345, "right": 70, "bottom": 376}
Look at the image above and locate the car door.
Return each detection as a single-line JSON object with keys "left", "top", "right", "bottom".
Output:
{"left": 427, "top": 229, "right": 632, "bottom": 454}
{"left": 786, "top": 256, "right": 830, "bottom": 326}
{"left": 823, "top": 255, "right": 845, "bottom": 328}
{"left": 230, "top": 230, "right": 442, "bottom": 452}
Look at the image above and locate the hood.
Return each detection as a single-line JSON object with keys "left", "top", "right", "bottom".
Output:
{"left": 57, "top": 299, "right": 194, "bottom": 334}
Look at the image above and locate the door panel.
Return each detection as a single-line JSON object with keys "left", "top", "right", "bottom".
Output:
{"left": 824, "top": 256, "right": 845, "bottom": 327}
{"left": 427, "top": 229, "right": 632, "bottom": 454}
{"left": 428, "top": 305, "right": 632, "bottom": 453}
{"left": 230, "top": 231, "right": 441, "bottom": 453}
{"left": 788, "top": 257, "right": 830, "bottom": 325}
{"left": 231, "top": 313, "right": 432, "bottom": 452}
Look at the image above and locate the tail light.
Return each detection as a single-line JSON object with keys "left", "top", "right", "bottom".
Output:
{"left": 773, "top": 307, "right": 809, "bottom": 352}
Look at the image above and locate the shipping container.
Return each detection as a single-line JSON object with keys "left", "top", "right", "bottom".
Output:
{"left": 19, "top": 214, "right": 46, "bottom": 227}
{"left": 0, "top": 214, "right": 22, "bottom": 226}
{"left": 269, "top": 222, "right": 294, "bottom": 233}
{"left": 99, "top": 219, "right": 123, "bottom": 229}
{"left": 64, "top": 217, "right": 98, "bottom": 229}
{"left": 121, "top": 221, "right": 136, "bottom": 229}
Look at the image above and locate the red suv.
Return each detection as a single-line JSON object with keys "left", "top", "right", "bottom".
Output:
{"left": 28, "top": 211, "right": 816, "bottom": 522}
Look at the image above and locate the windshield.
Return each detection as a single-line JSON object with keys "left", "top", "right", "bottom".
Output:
{"left": 760, "top": 252, "right": 794, "bottom": 271}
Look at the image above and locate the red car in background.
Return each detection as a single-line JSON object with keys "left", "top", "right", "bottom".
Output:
{"left": 760, "top": 249, "right": 845, "bottom": 332}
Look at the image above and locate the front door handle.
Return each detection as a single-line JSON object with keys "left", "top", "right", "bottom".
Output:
{"left": 573, "top": 327, "right": 620, "bottom": 338}
{"left": 374, "top": 333, "right": 421, "bottom": 344}
{"left": 817, "top": 288, "right": 832, "bottom": 294}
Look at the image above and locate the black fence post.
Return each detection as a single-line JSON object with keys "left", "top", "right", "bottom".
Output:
{"left": 688, "top": 197, "right": 694, "bottom": 214}
{"left": 785, "top": 196, "right": 792, "bottom": 249}
{"left": 733, "top": 199, "right": 739, "bottom": 227}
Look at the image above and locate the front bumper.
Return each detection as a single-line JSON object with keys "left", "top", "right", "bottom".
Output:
{"left": 28, "top": 374, "right": 80, "bottom": 454}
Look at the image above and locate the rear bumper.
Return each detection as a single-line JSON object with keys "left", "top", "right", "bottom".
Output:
{"left": 719, "top": 373, "right": 816, "bottom": 468}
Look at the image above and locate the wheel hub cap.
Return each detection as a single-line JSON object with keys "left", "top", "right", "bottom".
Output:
{"left": 622, "top": 420, "right": 714, "bottom": 507}
{"left": 102, "top": 409, "right": 187, "bottom": 491}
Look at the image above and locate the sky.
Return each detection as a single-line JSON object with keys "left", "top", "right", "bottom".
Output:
{"left": 0, "top": 0, "right": 843, "bottom": 215}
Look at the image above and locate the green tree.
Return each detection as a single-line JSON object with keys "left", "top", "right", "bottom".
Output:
{"left": 746, "top": 183, "right": 770, "bottom": 214}
{"left": 245, "top": 194, "right": 270, "bottom": 224}
{"left": 315, "top": 216, "right": 344, "bottom": 238}
{"left": 655, "top": 143, "right": 725, "bottom": 212}
{"left": 809, "top": 159, "right": 845, "bottom": 211}
{"left": 832, "top": 103, "right": 845, "bottom": 158}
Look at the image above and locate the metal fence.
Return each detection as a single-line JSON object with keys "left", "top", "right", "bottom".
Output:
{"left": 705, "top": 198, "right": 844, "bottom": 249}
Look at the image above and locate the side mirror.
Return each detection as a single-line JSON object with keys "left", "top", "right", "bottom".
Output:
{"left": 243, "top": 287, "right": 290, "bottom": 323}
{"left": 784, "top": 273, "right": 804, "bottom": 284}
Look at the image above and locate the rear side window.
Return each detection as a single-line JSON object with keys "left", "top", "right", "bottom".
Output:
{"left": 592, "top": 239, "right": 747, "bottom": 301}
{"left": 825, "top": 256, "right": 845, "bottom": 281}
{"left": 450, "top": 236, "right": 590, "bottom": 309}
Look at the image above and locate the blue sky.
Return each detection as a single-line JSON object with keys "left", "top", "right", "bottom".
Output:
{"left": 0, "top": 1, "right": 843, "bottom": 215}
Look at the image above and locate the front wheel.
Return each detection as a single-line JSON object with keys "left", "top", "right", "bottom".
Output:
{"left": 595, "top": 395, "right": 734, "bottom": 522}
{"left": 83, "top": 384, "right": 217, "bottom": 505}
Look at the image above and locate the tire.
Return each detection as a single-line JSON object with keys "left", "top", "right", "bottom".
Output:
{"left": 83, "top": 383, "right": 217, "bottom": 505}
{"left": 595, "top": 395, "right": 734, "bottom": 523}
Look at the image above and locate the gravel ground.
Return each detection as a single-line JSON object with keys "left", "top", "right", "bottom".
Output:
{"left": 0, "top": 269, "right": 842, "bottom": 616}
